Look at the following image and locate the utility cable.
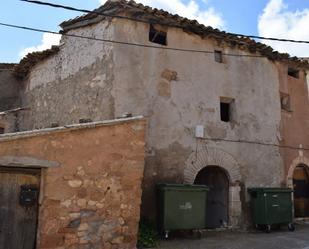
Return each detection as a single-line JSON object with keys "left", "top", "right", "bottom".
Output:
{"left": 0, "top": 22, "right": 264, "bottom": 58}
{"left": 21, "top": 0, "right": 309, "bottom": 45}
{"left": 0, "top": 22, "right": 308, "bottom": 151}
{"left": 203, "top": 137, "right": 309, "bottom": 151}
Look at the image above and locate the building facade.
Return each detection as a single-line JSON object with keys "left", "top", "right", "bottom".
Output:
{"left": 1, "top": 0, "right": 308, "bottom": 229}
{"left": 278, "top": 63, "right": 309, "bottom": 219}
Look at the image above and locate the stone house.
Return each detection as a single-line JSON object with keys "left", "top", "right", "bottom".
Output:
{"left": 1, "top": 0, "right": 309, "bottom": 233}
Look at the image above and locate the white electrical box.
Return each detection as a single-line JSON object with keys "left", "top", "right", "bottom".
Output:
{"left": 195, "top": 125, "right": 204, "bottom": 138}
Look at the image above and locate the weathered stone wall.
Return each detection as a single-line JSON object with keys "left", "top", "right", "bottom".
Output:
{"left": 0, "top": 117, "right": 146, "bottom": 249}
{"left": 18, "top": 20, "right": 115, "bottom": 130}
{"left": 0, "top": 113, "right": 17, "bottom": 133}
{"left": 0, "top": 65, "right": 21, "bottom": 132}
{"left": 16, "top": 17, "right": 285, "bottom": 227}
{"left": 111, "top": 19, "right": 284, "bottom": 225}
{"left": 0, "top": 65, "right": 20, "bottom": 112}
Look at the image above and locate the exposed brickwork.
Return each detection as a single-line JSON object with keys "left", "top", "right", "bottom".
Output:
{"left": 184, "top": 145, "right": 242, "bottom": 227}
{"left": 0, "top": 118, "right": 146, "bottom": 249}
{"left": 184, "top": 145, "right": 241, "bottom": 184}
{"left": 286, "top": 155, "right": 309, "bottom": 187}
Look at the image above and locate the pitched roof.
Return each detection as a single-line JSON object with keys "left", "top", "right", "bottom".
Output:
{"left": 14, "top": 46, "right": 59, "bottom": 79}
{"left": 0, "top": 63, "right": 17, "bottom": 70}
{"left": 60, "top": 0, "right": 309, "bottom": 69}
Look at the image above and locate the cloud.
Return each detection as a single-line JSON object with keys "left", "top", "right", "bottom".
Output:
{"left": 99, "top": 0, "right": 225, "bottom": 29}
{"left": 19, "top": 33, "right": 61, "bottom": 59}
{"left": 258, "top": 0, "right": 309, "bottom": 57}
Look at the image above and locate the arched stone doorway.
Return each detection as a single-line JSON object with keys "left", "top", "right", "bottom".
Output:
{"left": 286, "top": 156, "right": 309, "bottom": 188}
{"left": 194, "top": 166, "right": 229, "bottom": 228}
{"left": 293, "top": 164, "right": 309, "bottom": 218}
{"left": 184, "top": 146, "right": 242, "bottom": 228}
{"left": 286, "top": 157, "right": 309, "bottom": 218}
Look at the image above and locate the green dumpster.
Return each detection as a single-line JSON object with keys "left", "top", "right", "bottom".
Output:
{"left": 248, "top": 188, "right": 295, "bottom": 232}
{"left": 157, "top": 184, "right": 209, "bottom": 238}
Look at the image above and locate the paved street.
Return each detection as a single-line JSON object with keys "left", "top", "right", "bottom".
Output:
{"left": 157, "top": 224, "right": 309, "bottom": 249}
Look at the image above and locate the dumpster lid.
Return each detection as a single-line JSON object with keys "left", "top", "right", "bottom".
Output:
{"left": 248, "top": 187, "right": 293, "bottom": 193}
{"left": 157, "top": 183, "right": 209, "bottom": 191}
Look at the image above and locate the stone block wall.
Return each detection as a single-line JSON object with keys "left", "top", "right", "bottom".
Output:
{"left": 0, "top": 65, "right": 20, "bottom": 112}
{"left": 0, "top": 117, "right": 146, "bottom": 249}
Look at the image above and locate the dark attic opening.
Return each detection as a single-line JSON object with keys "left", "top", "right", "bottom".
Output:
{"left": 149, "top": 24, "right": 167, "bottom": 46}
{"left": 288, "top": 67, "right": 299, "bottom": 78}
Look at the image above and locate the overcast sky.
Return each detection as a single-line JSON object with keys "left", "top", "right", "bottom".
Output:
{"left": 1, "top": 0, "right": 309, "bottom": 62}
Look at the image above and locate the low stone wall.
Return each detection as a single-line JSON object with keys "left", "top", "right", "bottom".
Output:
{"left": 0, "top": 117, "right": 146, "bottom": 249}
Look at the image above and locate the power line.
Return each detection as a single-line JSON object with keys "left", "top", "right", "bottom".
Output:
{"left": 21, "top": 0, "right": 154, "bottom": 26}
{"left": 0, "top": 22, "right": 264, "bottom": 58}
{"left": 22, "top": 0, "right": 309, "bottom": 45}
{"left": 0, "top": 25, "right": 308, "bottom": 151}
{"left": 203, "top": 137, "right": 309, "bottom": 151}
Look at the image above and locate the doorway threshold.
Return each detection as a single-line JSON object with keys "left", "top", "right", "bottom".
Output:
{"left": 295, "top": 217, "right": 309, "bottom": 225}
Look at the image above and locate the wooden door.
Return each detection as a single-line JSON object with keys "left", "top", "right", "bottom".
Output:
{"left": 194, "top": 166, "right": 229, "bottom": 228}
{"left": 0, "top": 167, "right": 40, "bottom": 249}
{"left": 293, "top": 165, "right": 309, "bottom": 218}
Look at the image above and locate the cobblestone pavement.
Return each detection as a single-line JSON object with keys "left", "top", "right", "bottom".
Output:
{"left": 156, "top": 224, "right": 309, "bottom": 249}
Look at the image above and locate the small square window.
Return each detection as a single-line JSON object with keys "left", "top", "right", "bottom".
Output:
{"left": 149, "top": 24, "right": 167, "bottom": 46}
{"left": 288, "top": 68, "right": 299, "bottom": 78}
{"left": 220, "top": 97, "right": 234, "bottom": 122}
{"left": 280, "top": 92, "right": 291, "bottom": 111}
{"left": 214, "top": 50, "right": 223, "bottom": 63}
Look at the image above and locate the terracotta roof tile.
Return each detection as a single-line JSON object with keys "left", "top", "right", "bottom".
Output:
{"left": 14, "top": 46, "right": 59, "bottom": 79}
{"left": 12, "top": 0, "right": 309, "bottom": 78}
{"left": 62, "top": 0, "right": 309, "bottom": 67}
{"left": 0, "top": 63, "right": 17, "bottom": 70}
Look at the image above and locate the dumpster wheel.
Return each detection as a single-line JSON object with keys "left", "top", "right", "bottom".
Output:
{"left": 288, "top": 223, "right": 295, "bottom": 232}
{"left": 266, "top": 225, "right": 271, "bottom": 233}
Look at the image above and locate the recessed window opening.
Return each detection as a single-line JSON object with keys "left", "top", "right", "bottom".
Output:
{"left": 280, "top": 92, "right": 291, "bottom": 111}
{"left": 0, "top": 126, "right": 4, "bottom": 134}
{"left": 214, "top": 50, "right": 223, "bottom": 63}
{"left": 220, "top": 97, "right": 234, "bottom": 122}
{"left": 149, "top": 24, "right": 167, "bottom": 46}
{"left": 220, "top": 102, "right": 230, "bottom": 122}
{"left": 288, "top": 68, "right": 299, "bottom": 78}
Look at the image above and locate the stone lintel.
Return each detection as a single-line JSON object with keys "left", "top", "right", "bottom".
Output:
{"left": 0, "top": 156, "right": 60, "bottom": 168}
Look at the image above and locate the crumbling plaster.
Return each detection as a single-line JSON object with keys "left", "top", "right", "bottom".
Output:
{"left": 0, "top": 69, "right": 20, "bottom": 111}
{"left": 111, "top": 19, "right": 284, "bottom": 223}
{"left": 0, "top": 114, "right": 17, "bottom": 133}
{"left": 19, "top": 20, "right": 116, "bottom": 130}
{"left": 112, "top": 20, "right": 283, "bottom": 176}
{"left": 0, "top": 68, "right": 21, "bottom": 132}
